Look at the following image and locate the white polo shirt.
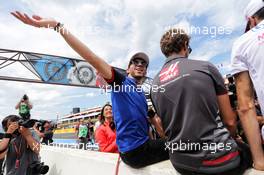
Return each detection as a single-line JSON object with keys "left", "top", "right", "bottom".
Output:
{"left": 231, "top": 20, "right": 264, "bottom": 115}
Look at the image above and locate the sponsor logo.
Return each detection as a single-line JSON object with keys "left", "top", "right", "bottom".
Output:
{"left": 159, "top": 62, "right": 180, "bottom": 83}
{"left": 258, "top": 32, "right": 264, "bottom": 45}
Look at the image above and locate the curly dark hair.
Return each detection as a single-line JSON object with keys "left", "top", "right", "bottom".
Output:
{"left": 160, "top": 28, "right": 190, "bottom": 57}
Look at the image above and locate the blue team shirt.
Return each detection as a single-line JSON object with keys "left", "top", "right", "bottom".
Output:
{"left": 106, "top": 68, "right": 149, "bottom": 153}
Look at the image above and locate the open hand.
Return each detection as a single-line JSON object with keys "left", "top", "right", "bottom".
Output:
{"left": 6, "top": 122, "right": 19, "bottom": 134}
{"left": 11, "top": 11, "right": 58, "bottom": 29}
{"left": 33, "top": 123, "right": 38, "bottom": 130}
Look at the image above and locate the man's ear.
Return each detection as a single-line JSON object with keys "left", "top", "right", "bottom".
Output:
{"left": 184, "top": 41, "right": 188, "bottom": 51}
{"left": 249, "top": 17, "right": 257, "bottom": 28}
{"left": 144, "top": 71, "right": 147, "bottom": 77}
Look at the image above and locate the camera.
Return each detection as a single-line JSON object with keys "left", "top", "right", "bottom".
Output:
{"left": 10, "top": 119, "right": 39, "bottom": 136}
{"left": 18, "top": 119, "right": 38, "bottom": 128}
{"left": 22, "top": 94, "right": 28, "bottom": 101}
{"left": 28, "top": 161, "right": 49, "bottom": 175}
{"left": 35, "top": 120, "right": 48, "bottom": 132}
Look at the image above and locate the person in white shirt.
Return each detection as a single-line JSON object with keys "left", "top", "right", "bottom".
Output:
{"left": 231, "top": 0, "right": 264, "bottom": 171}
{"left": 94, "top": 115, "right": 102, "bottom": 132}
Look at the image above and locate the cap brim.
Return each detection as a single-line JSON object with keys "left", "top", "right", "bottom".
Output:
{"left": 245, "top": 20, "right": 251, "bottom": 33}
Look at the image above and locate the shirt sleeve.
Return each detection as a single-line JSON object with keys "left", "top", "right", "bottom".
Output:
{"left": 104, "top": 67, "right": 126, "bottom": 86}
{"left": 230, "top": 40, "right": 248, "bottom": 75}
{"left": 30, "top": 129, "right": 41, "bottom": 141}
{"left": 208, "top": 63, "right": 227, "bottom": 95}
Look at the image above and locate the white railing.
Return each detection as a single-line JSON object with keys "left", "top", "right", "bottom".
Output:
{"left": 40, "top": 146, "right": 262, "bottom": 175}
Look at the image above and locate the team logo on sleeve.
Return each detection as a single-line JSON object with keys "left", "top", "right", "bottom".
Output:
{"left": 258, "top": 32, "right": 264, "bottom": 45}
{"left": 159, "top": 62, "right": 180, "bottom": 83}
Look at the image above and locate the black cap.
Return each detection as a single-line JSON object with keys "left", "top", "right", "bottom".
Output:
{"left": 244, "top": 0, "right": 264, "bottom": 33}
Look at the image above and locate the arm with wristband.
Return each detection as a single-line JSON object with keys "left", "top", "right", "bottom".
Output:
{"left": 11, "top": 11, "right": 113, "bottom": 81}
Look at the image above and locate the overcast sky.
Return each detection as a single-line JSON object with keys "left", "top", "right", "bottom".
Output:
{"left": 0, "top": 0, "right": 249, "bottom": 121}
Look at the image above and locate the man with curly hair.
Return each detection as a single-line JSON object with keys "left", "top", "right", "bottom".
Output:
{"left": 151, "top": 28, "right": 252, "bottom": 174}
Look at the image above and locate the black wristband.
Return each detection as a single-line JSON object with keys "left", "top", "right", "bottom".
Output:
{"left": 3, "top": 133, "right": 12, "bottom": 139}
{"left": 54, "top": 22, "right": 64, "bottom": 32}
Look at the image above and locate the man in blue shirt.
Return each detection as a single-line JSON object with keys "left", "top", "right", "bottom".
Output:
{"left": 11, "top": 12, "right": 169, "bottom": 168}
{"left": 104, "top": 52, "right": 169, "bottom": 168}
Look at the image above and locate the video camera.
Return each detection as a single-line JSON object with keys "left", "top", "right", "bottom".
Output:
{"left": 10, "top": 118, "right": 44, "bottom": 136}
{"left": 35, "top": 120, "right": 48, "bottom": 132}
{"left": 18, "top": 119, "right": 49, "bottom": 132}
{"left": 18, "top": 119, "right": 38, "bottom": 128}
{"left": 9, "top": 118, "right": 39, "bottom": 136}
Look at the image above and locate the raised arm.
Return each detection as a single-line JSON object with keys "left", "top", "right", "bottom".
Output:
{"left": 234, "top": 71, "right": 264, "bottom": 170}
{"left": 15, "top": 100, "right": 21, "bottom": 109}
{"left": 27, "top": 101, "right": 33, "bottom": 109}
{"left": 11, "top": 11, "right": 112, "bottom": 79}
{"left": 33, "top": 124, "right": 45, "bottom": 138}
{"left": 20, "top": 127, "right": 40, "bottom": 154}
